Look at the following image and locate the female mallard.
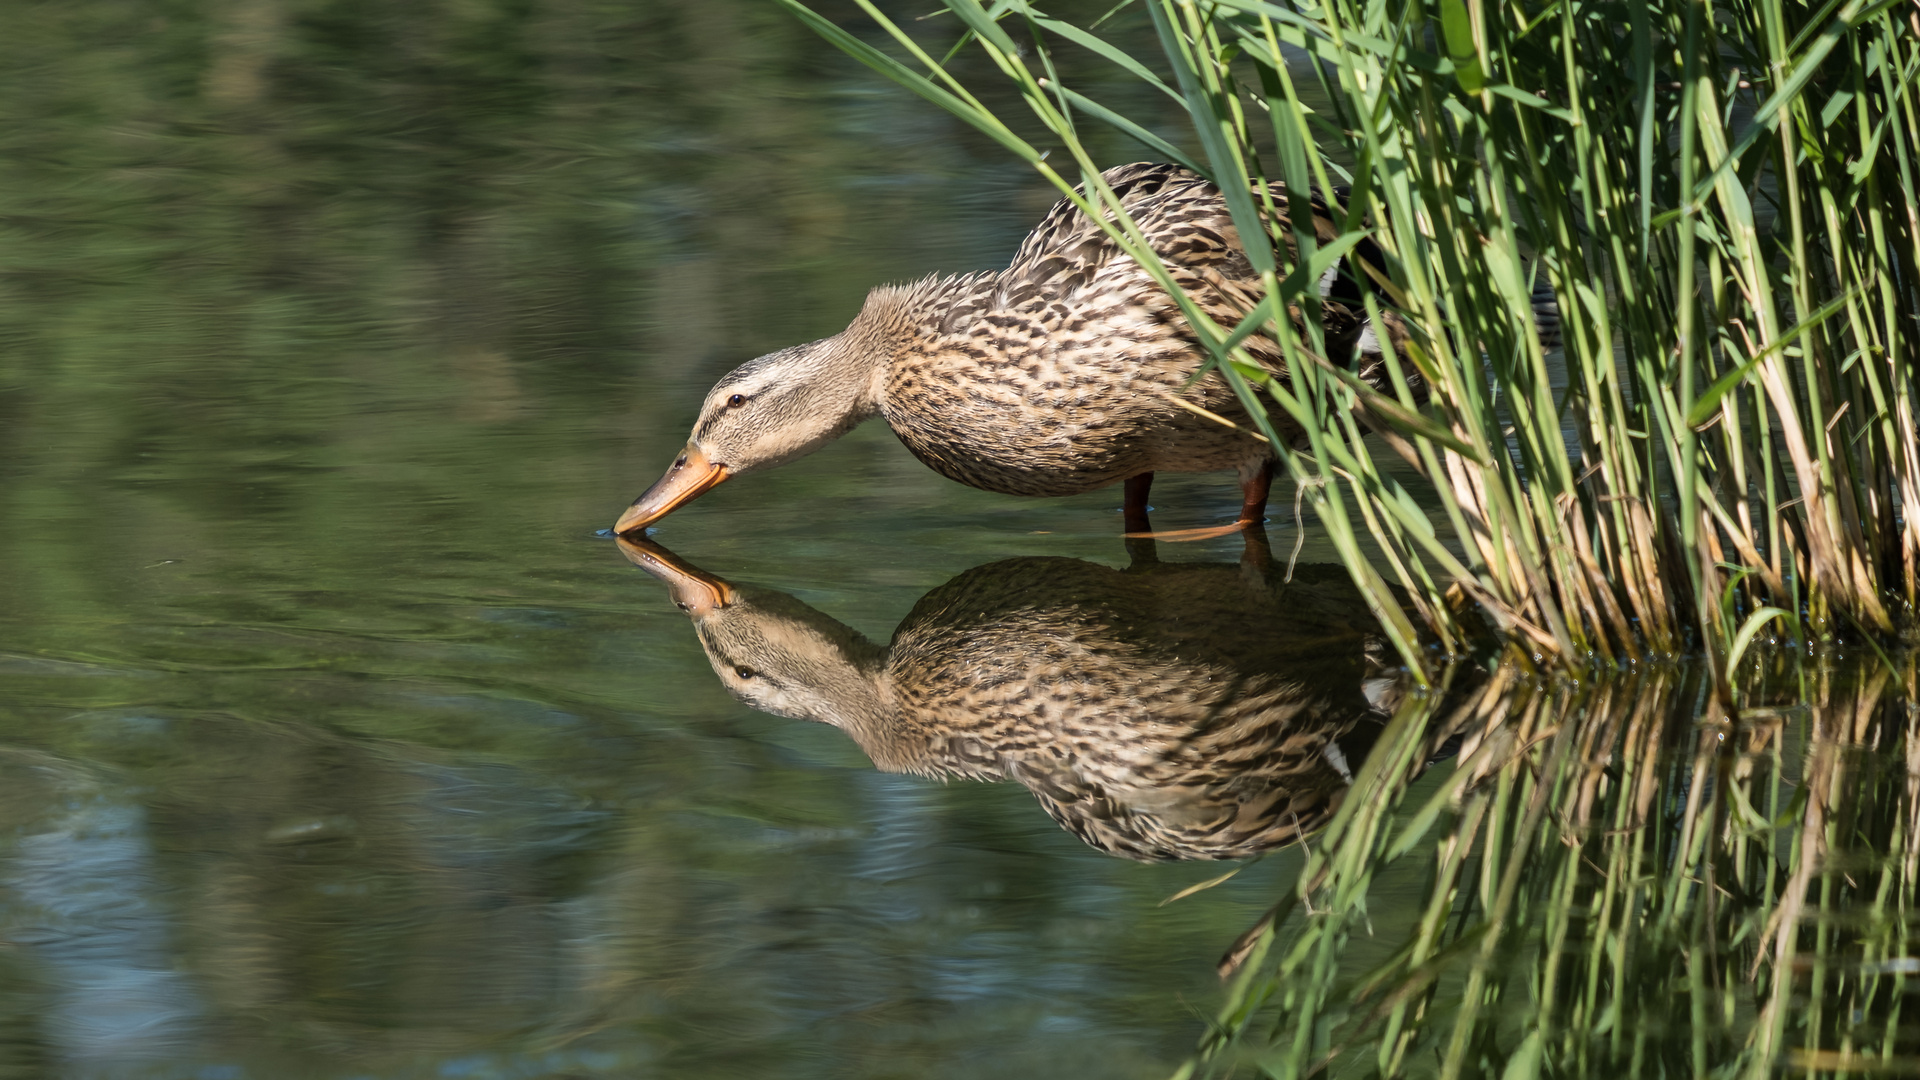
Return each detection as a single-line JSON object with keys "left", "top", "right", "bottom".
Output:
{"left": 614, "top": 163, "right": 1551, "bottom": 535}
{"left": 619, "top": 534, "right": 1422, "bottom": 861}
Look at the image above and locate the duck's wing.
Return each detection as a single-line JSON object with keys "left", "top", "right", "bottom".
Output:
{"left": 994, "top": 164, "right": 1383, "bottom": 372}
{"left": 1007, "top": 753, "right": 1348, "bottom": 862}
{"left": 997, "top": 164, "right": 1269, "bottom": 340}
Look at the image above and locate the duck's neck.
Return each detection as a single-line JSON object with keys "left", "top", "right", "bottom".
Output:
{"left": 776, "top": 650, "right": 951, "bottom": 777}
{"left": 798, "top": 651, "right": 945, "bottom": 778}
{"left": 813, "top": 664, "right": 904, "bottom": 758}
{"left": 832, "top": 277, "right": 957, "bottom": 416}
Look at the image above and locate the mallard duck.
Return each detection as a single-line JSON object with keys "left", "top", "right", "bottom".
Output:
{"left": 615, "top": 163, "right": 1456, "bottom": 537}
{"left": 620, "top": 534, "right": 1419, "bottom": 861}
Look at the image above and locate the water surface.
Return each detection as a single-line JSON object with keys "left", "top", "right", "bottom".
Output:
{"left": 2, "top": 3, "right": 1914, "bottom": 1078}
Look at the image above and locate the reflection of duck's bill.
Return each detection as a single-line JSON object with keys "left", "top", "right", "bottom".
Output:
{"left": 615, "top": 535, "right": 736, "bottom": 617}
{"left": 614, "top": 443, "right": 728, "bottom": 534}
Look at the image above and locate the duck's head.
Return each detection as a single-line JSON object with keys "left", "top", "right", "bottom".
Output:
{"left": 614, "top": 335, "right": 882, "bottom": 534}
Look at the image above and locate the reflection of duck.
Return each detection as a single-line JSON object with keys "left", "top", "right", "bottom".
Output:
{"left": 615, "top": 163, "right": 1440, "bottom": 538}
{"left": 621, "top": 536, "right": 1408, "bottom": 862}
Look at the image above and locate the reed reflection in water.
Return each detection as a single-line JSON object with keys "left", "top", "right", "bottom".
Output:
{"left": 620, "top": 535, "right": 1458, "bottom": 863}
{"left": 1179, "top": 652, "right": 1920, "bottom": 1079}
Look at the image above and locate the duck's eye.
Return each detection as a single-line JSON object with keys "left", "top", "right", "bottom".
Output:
{"left": 733, "top": 664, "right": 757, "bottom": 679}
{"left": 726, "top": 393, "right": 747, "bottom": 408}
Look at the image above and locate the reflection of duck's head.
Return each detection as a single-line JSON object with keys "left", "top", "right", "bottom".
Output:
{"left": 619, "top": 538, "right": 891, "bottom": 735}
{"left": 620, "top": 536, "right": 1407, "bottom": 861}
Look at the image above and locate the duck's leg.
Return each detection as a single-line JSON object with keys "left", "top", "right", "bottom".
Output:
{"left": 1122, "top": 459, "right": 1278, "bottom": 542}
{"left": 1124, "top": 533, "right": 1160, "bottom": 566}
{"left": 1239, "top": 519, "right": 1272, "bottom": 573}
{"left": 1236, "top": 457, "right": 1274, "bottom": 526}
{"left": 1122, "top": 474, "right": 1161, "bottom": 562}
{"left": 1123, "top": 472, "right": 1154, "bottom": 535}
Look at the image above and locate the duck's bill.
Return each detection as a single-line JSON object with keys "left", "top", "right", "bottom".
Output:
{"left": 614, "top": 535, "right": 735, "bottom": 616}
{"left": 614, "top": 444, "right": 728, "bottom": 534}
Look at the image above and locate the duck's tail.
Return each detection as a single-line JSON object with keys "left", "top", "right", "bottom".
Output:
{"left": 1530, "top": 265, "right": 1563, "bottom": 352}
{"left": 1330, "top": 255, "right": 1561, "bottom": 356}
{"left": 1339, "top": 263, "right": 1561, "bottom": 411}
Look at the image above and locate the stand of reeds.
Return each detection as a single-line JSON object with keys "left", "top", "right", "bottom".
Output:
{"left": 780, "top": 0, "right": 1920, "bottom": 694}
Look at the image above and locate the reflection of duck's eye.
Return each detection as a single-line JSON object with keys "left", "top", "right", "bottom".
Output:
{"left": 734, "top": 664, "right": 757, "bottom": 679}
{"left": 726, "top": 393, "right": 747, "bottom": 408}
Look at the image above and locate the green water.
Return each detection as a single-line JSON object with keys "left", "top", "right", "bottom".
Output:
{"left": 2, "top": 2, "right": 1915, "bottom": 1078}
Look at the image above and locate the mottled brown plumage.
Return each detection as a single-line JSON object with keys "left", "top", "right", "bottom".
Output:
{"left": 876, "top": 164, "right": 1368, "bottom": 497}
{"left": 613, "top": 163, "right": 1415, "bottom": 534}
{"left": 622, "top": 535, "right": 1410, "bottom": 862}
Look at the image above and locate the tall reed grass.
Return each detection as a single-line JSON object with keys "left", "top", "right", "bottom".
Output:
{"left": 779, "top": 0, "right": 1919, "bottom": 694}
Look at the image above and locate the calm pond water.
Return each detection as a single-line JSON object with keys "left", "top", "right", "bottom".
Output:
{"left": 2, "top": 2, "right": 1914, "bottom": 1078}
